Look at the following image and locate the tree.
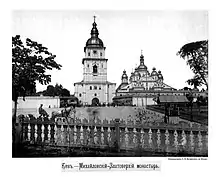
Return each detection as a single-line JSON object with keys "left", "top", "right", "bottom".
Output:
{"left": 44, "top": 85, "right": 55, "bottom": 96}
{"left": 61, "top": 88, "right": 70, "bottom": 97}
{"left": 186, "top": 75, "right": 202, "bottom": 90}
{"left": 183, "top": 87, "right": 192, "bottom": 91}
{"left": 39, "top": 83, "right": 70, "bottom": 97}
{"left": 12, "top": 35, "right": 62, "bottom": 141}
{"left": 177, "top": 40, "right": 208, "bottom": 90}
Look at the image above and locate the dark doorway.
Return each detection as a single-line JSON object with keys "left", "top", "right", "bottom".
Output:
{"left": 92, "top": 97, "right": 99, "bottom": 106}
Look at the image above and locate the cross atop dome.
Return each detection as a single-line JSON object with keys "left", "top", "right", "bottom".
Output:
{"left": 93, "top": 15, "right": 96, "bottom": 22}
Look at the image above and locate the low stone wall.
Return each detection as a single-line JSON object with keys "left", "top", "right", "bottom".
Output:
{"left": 12, "top": 96, "right": 60, "bottom": 109}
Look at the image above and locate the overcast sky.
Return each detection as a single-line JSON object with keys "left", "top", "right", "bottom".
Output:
{"left": 12, "top": 10, "right": 208, "bottom": 94}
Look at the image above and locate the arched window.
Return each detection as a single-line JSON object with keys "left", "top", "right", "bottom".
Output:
{"left": 90, "top": 86, "right": 92, "bottom": 90}
{"left": 94, "top": 93, "right": 97, "bottom": 96}
{"left": 79, "top": 93, "right": 82, "bottom": 97}
{"left": 88, "top": 52, "right": 90, "bottom": 56}
{"left": 93, "top": 64, "right": 98, "bottom": 73}
{"left": 87, "top": 64, "right": 89, "bottom": 68}
{"left": 100, "top": 52, "right": 102, "bottom": 56}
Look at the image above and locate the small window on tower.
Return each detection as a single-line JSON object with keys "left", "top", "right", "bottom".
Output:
{"left": 93, "top": 65, "right": 98, "bottom": 73}
{"left": 88, "top": 52, "right": 90, "bottom": 56}
{"left": 99, "top": 86, "right": 101, "bottom": 90}
{"left": 100, "top": 52, "right": 102, "bottom": 56}
{"left": 87, "top": 64, "right": 89, "bottom": 68}
{"left": 79, "top": 93, "right": 82, "bottom": 97}
{"left": 93, "top": 50, "right": 97, "bottom": 54}
{"left": 94, "top": 93, "right": 97, "bottom": 96}
{"left": 90, "top": 86, "right": 92, "bottom": 90}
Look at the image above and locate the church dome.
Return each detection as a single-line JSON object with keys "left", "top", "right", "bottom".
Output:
{"left": 85, "top": 18, "right": 104, "bottom": 48}
{"left": 151, "top": 67, "right": 158, "bottom": 76}
{"left": 86, "top": 37, "right": 104, "bottom": 48}
{"left": 137, "top": 53, "right": 147, "bottom": 71}
{"left": 158, "top": 70, "right": 163, "bottom": 80}
{"left": 134, "top": 68, "right": 141, "bottom": 77}
{"left": 121, "top": 70, "right": 128, "bottom": 79}
{"left": 137, "top": 64, "right": 147, "bottom": 70}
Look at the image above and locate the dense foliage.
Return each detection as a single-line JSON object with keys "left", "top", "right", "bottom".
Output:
{"left": 37, "top": 83, "right": 70, "bottom": 97}
{"left": 12, "top": 35, "right": 62, "bottom": 102}
{"left": 177, "top": 40, "right": 208, "bottom": 90}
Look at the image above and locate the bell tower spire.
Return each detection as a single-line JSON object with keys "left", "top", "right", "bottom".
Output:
{"left": 93, "top": 15, "right": 96, "bottom": 22}
{"left": 140, "top": 50, "right": 144, "bottom": 65}
{"left": 91, "top": 15, "right": 99, "bottom": 38}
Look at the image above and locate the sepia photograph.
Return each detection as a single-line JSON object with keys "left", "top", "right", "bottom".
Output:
{"left": 12, "top": 10, "right": 208, "bottom": 158}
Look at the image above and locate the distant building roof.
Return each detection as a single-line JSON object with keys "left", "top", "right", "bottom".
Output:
{"left": 158, "top": 95, "right": 189, "bottom": 103}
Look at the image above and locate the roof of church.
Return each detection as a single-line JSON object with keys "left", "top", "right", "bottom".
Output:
{"left": 116, "top": 83, "right": 129, "bottom": 92}
{"left": 137, "top": 64, "right": 147, "bottom": 70}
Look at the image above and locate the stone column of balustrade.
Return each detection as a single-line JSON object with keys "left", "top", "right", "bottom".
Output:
{"left": 124, "top": 127, "right": 129, "bottom": 150}
{"left": 120, "top": 127, "right": 126, "bottom": 149}
{"left": 82, "top": 126, "right": 88, "bottom": 145}
{"left": 94, "top": 126, "right": 98, "bottom": 145}
{"left": 100, "top": 126, "right": 105, "bottom": 145}
{"left": 76, "top": 125, "right": 81, "bottom": 145}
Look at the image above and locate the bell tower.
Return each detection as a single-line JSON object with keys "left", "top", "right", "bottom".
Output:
{"left": 74, "top": 16, "right": 116, "bottom": 106}
{"left": 82, "top": 16, "right": 108, "bottom": 82}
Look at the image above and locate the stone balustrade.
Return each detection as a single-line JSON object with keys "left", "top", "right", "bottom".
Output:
{"left": 19, "top": 114, "right": 208, "bottom": 156}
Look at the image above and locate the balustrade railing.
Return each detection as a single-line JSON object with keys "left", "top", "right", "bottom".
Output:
{"left": 19, "top": 114, "right": 208, "bottom": 155}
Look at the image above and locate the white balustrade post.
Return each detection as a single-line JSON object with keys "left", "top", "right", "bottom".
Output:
{"left": 101, "top": 127, "right": 104, "bottom": 145}
{"left": 41, "top": 125, "right": 45, "bottom": 143}
{"left": 157, "top": 129, "right": 161, "bottom": 150}
{"left": 74, "top": 125, "right": 77, "bottom": 144}
{"left": 125, "top": 127, "right": 129, "bottom": 149}
{"left": 165, "top": 129, "right": 170, "bottom": 152}
{"left": 48, "top": 125, "right": 51, "bottom": 142}
{"left": 148, "top": 129, "right": 152, "bottom": 148}
{"left": 28, "top": 124, "right": 31, "bottom": 141}
{"left": 61, "top": 125, "right": 64, "bottom": 144}
{"left": 107, "top": 127, "right": 111, "bottom": 146}
{"left": 54, "top": 125, "right": 57, "bottom": 144}
{"left": 174, "top": 130, "right": 178, "bottom": 152}
{"left": 94, "top": 126, "right": 97, "bottom": 145}
{"left": 80, "top": 126, "right": 83, "bottom": 145}
{"left": 133, "top": 128, "right": 137, "bottom": 146}
{"left": 198, "top": 131, "right": 203, "bottom": 152}
{"left": 181, "top": 130, "right": 187, "bottom": 150}
{"left": 140, "top": 129, "right": 144, "bottom": 149}
{"left": 34, "top": 124, "right": 38, "bottom": 143}
{"left": 190, "top": 131, "right": 195, "bottom": 152}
